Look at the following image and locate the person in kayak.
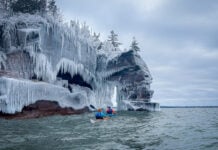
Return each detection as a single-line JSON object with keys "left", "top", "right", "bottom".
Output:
{"left": 95, "top": 108, "right": 106, "bottom": 119}
{"left": 106, "top": 106, "right": 116, "bottom": 115}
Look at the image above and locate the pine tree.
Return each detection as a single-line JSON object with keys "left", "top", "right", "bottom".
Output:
{"left": 48, "top": 0, "right": 57, "bottom": 16}
{"left": 130, "top": 37, "right": 140, "bottom": 52}
{"left": 108, "top": 30, "right": 121, "bottom": 50}
{"left": 39, "top": 0, "right": 47, "bottom": 14}
{"left": 11, "top": 0, "right": 41, "bottom": 14}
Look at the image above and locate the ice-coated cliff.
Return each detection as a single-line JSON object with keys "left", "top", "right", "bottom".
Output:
{"left": 97, "top": 48, "right": 159, "bottom": 111}
{"left": 0, "top": 13, "right": 158, "bottom": 115}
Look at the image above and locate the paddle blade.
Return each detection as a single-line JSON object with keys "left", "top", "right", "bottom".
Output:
{"left": 90, "top": 105, "right": 96, "bottom": 110}
{"left": 90, "top": 119, "right": 96, "bottom": 124}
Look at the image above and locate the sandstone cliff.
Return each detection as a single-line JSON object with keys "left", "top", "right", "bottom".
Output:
{"left": 0, "top": 14, "right": 158, "bottom": 117}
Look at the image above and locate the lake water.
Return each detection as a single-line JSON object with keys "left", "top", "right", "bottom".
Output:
{"left": 0, "top": 108, "right": 218, "bottom": 150}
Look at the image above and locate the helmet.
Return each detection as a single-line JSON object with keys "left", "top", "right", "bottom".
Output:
{"left": 97, "top": 108, "right": 102, "bottom": 112}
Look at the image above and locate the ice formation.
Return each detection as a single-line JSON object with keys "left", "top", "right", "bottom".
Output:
{"left": 0, "top": 13, "right": 157, "bottom": 114}
{"left": 0, "top": 77, "right": 88, "bottom": 114}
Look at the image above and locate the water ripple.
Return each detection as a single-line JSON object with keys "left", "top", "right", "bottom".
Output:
{"left": 0, "top": 108, "right": 218, "bottom": 150}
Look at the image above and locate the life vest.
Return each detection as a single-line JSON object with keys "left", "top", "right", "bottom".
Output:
{"left": 95, "top": 112, "right": 102, "bottom": 118}
{"left": 106, "top": 108, "right": 113, "bottom": 114}
{"left": 95, "top": 112, "right": 104, "bottom": 119}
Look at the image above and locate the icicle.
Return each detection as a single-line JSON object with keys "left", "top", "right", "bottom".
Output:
{"left": 56, "top": 58, "right": 94, "bottom": 84}
{"left": 61, "top": 34, "right": 64, "bottom": 56}
{"left": 0, "top": 51, "right": 7, "bottom": 69}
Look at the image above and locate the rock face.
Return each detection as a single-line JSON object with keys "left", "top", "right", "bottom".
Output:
{"left": 0, "top": 100, "right": 89, "bottom": 119}
{"left": 97, "top": 50, "right": 158, "bottom": 111}
{"left": 0, "top": 14, "right": 158, "bottom": 118}
{"left": 106, "top": 50, "right": 153, "bottom": 101}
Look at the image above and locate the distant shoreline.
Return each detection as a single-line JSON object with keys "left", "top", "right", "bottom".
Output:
{"left": 160, "top": 106, "right": 218, "bottom": 108}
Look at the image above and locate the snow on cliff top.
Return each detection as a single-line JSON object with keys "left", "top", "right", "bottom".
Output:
{"left": 0, "top": 13, "right": 128, "bottom": 62}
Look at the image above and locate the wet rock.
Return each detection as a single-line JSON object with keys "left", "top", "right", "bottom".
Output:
{"left": 103, "top": 50, "right": 154, "bottom": 102}
{"left": 0, "top": 100, "right": 90, "bottom": 119}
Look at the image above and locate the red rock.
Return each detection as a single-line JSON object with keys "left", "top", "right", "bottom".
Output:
{"left": 0, "top": 100, "right": 90, "bottom": 119}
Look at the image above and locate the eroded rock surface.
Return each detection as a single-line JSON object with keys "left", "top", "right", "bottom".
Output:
{"left": 97, "top": 50, "right": 154, "bottom": 102}
{"left": 0, "top": 100, "right": 89, "bottom": 119}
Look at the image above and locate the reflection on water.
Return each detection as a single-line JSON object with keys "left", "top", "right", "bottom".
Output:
{"left": 0, "top": 108, "right": 218, "bottom": 150}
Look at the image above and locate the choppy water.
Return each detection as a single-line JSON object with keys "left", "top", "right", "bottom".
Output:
{"left": 0, "top": 108, "right": 218, "bottom": 150}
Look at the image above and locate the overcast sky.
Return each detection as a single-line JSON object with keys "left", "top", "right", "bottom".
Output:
{"left": 56, "top": 0, "right": 218, "bottom": 106}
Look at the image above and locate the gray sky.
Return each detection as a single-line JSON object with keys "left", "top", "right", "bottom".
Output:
{"left": 56, "top": 0, "right": 218, "bottom": 106}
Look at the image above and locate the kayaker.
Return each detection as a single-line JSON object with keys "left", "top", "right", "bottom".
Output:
{"left": 95, "top": 108, "right": 106, "bottom": 119}
{"left": 106, "top": 106, "right": 115, "bottom": 115}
